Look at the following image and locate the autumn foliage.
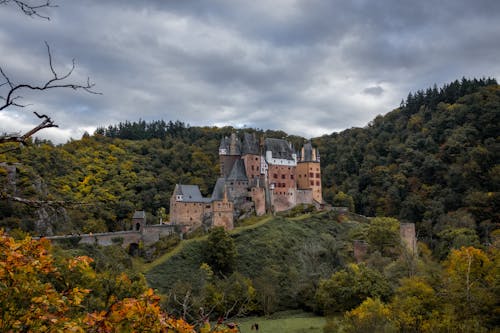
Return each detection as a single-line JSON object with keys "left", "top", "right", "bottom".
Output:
{"left": 0, "top": 231, "right": 238, "bottom": 332}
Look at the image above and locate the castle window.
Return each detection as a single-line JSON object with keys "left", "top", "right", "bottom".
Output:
{"left": 309, "top": 172, "right": 314, "bottom": 178}
{"left": 316, "top": 173, "right": 320, "bottom": 178}
{"left": 255, "top": 157, "right": 258, "bottom": 161}
{"left": 290, "top": 174, "right": 294, "bottom": 179}
{"left": 273, "top": 174, "right": 278, "bottom": 179}
{"left": 310, "top": 181, "right": 314, "bottom": 186}
{"left": 206, "top": 205, "right": 210, "bottom": 209}
{"left": 251, "top": 165, "right": 254, "bottom": 171}
{"left": 281, "top": 174, "right": 286, "bottom": 179}
{"left": 316, "top": 181, "right": 320, "bottom": 186}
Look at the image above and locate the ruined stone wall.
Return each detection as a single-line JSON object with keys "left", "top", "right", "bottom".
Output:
{"left": 400, "top": 223, "right": 417, "bottom": 255}
{"left": 353, "top": 240, "right": 369, "bottom": 263}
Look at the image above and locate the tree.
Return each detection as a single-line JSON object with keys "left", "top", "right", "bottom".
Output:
{"left": 316, "top": 263, "right": 392, "bottom": 314}
{"left": 203, "top": 227, "right": 236, "bottom": 276}
{"left": 389, "top": 278, "right": 438, "bottom": 332}
{"left": 0, "top": 231, "right": 239, "bottom": 333}
{"left": 343, "top": 298, "right": 397, "bottom": 333}
{"left": 0, "top": 230, "right": 92, "bottom": 331}
{"left": 0, "top": 0, "right": 54, "bottom": 19}
{"left": 366, "top": 217, "right": 400, "bottom": 256}
{"left": 443, "top": 246, "right": 496, "bottom": 323}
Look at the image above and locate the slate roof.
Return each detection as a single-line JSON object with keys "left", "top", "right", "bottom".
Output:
{"left": 265, "top": 138, "right": 294, "bottom": 160}
{"left": 132, "top": 211, "right": 146, "bottom": 219}
{"left": 241, "top": 132, "right": 259, "bottom": 155}
{"left": 300, "top": 142, "right": 313, "bottom": 161}
{"left": 227, "top": 159, "right": 248, "bottom": 181}
{"left": 211, "top": 178, "right": 226, "bottom": 201}
{"left": 174, "top": 184, "right": 211, "bottom": 203}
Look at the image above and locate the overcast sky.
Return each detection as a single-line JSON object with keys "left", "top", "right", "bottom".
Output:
{"left": 1, "top": 0, "right": 499, "bottom": 143}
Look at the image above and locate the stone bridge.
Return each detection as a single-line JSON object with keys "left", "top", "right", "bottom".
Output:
{"left": 43, "top": 224, "right": 177, "bottom": 249}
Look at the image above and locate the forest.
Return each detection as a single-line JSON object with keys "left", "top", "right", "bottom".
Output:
{"left": 0, "top": 78, "right": 499, "bottom": 332}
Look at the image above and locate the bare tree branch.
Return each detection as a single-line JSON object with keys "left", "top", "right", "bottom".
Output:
{"left": 0, "top": 42, "right": 100, "bottom": 113}
{"left": 0, "top": 0, "right": 56, "bottom": 20}
{"left": 0, "top": 111, "right": 57, "bottom": 145}
{"left": 0, "top": 42, "right": 100, "bottom": 145}
{"left": 0, "top": 192, "right": 90, "bottom": 207}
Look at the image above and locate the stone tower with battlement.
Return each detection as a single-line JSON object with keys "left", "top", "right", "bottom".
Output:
{"left": 296, "top": 141, "right": 322, "bottom": 203}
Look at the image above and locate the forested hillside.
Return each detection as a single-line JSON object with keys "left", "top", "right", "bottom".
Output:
{"left": 318, "top": 78, "right": 499, "bottom": 250}
{"left": 0, "top": 78, "right": 498, "bottom": 245}
{"left": 0, "top": 123, "right": 302, "bottom": 235}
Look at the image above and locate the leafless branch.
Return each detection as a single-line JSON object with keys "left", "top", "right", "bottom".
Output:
{"left": 0, "top": 192, "right": 90, "bottom": 207}
{"left": 0, "top": 42, "right": 100, "bottom": 113}
{"left": 0, "top": 0, "right": 56, "bottom": 20}
{"left": 0, "top": 42, "right": 100, "bottom": 145}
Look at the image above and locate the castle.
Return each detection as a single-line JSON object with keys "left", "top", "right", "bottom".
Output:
{"left": 169, "top": 133, "right": 323, "bottom": 231}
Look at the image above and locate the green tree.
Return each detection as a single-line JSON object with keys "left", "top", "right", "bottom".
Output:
{"left": 389, "top": 277, "right": 438, "bottom": 332}
{"left": 316, "top": 263, "right": 392, "bottom": 314}
{"left": 443, "top": 246, "right": 496, "bottom": 324}
{"left": 203, "top": 227, "right": 236, "bottom": 276}
{"left": 332, "top": 191, "right": 355, "bottom": 212}
{"left": 342, "top": 298, "right": 397, "bottom": 333}
{"left": 366, "top": 217, "right": 400, "bottom": 256}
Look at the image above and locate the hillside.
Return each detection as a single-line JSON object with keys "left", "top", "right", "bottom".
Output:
{"left": 318, "top": 79, "right": 499, "bottom": 246}
{"left": 0, "top": 78, "right": 498, "bottom": 248}
{"left": 145, "top": 211, "right": 360, "bottom": 317}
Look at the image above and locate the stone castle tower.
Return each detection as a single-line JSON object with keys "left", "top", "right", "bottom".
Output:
{"left": 296, "top": 141, "right": 322, "bottom": 203}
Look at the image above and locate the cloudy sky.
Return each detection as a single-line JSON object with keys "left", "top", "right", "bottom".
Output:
{"left": 1, "top": 0, "right": 499, "bottom": 143}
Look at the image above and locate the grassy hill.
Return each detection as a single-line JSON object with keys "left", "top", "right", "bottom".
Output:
{"left": 145, "top": 210, "right": 362, "bottom": 313}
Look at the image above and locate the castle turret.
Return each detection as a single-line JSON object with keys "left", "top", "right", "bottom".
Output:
{"left": 296, "top": 140, "right": 322, "bottom": 203}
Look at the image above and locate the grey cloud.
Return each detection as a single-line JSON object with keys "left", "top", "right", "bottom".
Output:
{"left": 363, "top": 86, "right": 384, "bottom": 96}
{"left": 1, "top": 0, "right": 499, "bottom": 142}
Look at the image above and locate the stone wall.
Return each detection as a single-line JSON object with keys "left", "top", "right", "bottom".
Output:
{"left": 212, "top": 200, "right": 234, "bottom": 230}
{"left": 142, "top": 225, "right": 176, "bottom": 244}
{"left": 250, "top": 187, "right": 266, "bottom": 216}
{"left": 46, "top": 224, "right": 176, "bottom": 248}
{"left": 400, "top": 222, "right": 417, "bottom": 255}
{"left": 296, "top": 189, "right": 313, "bottom": 205}
{"left": 170, "top": 201, "right": 208, "bottom": 229}
{"left": 353, "top": 240, "right": 369, "bottom": 263}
